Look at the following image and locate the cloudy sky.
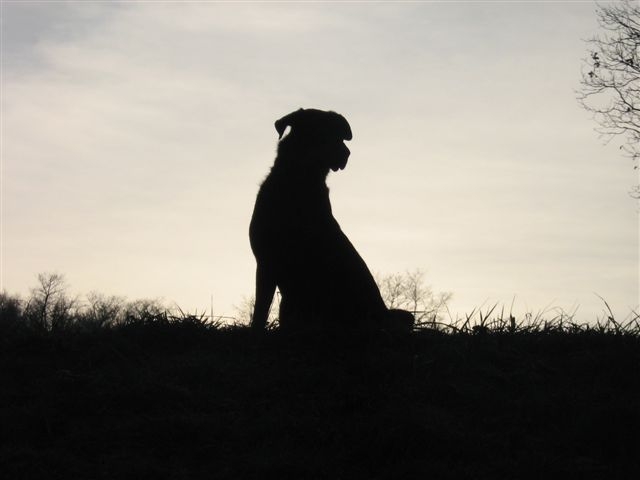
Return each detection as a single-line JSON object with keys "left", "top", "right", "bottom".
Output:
{"left": 1, "top": 1, "right": 638, "bottom": 323}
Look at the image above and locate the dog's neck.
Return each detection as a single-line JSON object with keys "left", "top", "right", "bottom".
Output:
{"left": 273, "top": 139, "right": 331, "bottom": 183}
{"left": 272, "top": 159, "right": 330, "bottom": 184}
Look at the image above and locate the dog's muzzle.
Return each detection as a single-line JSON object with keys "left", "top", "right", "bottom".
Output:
{"left": 331, "top": 144, "right": 350, "bottom": 171}
{"left": 331, "top": 151, "right": 349, "bottom": 171}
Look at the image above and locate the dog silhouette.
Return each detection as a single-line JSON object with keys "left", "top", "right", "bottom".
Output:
{"left": 250, "top": 108, "right": 413, "bottom": 332}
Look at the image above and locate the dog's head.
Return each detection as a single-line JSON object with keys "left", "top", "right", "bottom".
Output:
{"left": 275, "top": 108, "right": 352, "bottom": 172}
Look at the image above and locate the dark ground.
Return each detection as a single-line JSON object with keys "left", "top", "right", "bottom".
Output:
{"left": 1, "top": 321, "right": 639, "bottom": 479}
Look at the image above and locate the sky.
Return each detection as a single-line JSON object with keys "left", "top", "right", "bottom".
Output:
{"left": 1, "top": 0, "right": 638, "bottom": 324}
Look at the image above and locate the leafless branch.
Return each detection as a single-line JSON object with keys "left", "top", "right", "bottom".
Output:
{"left": 578, "top": 0, "right": 640, "bottom": 197}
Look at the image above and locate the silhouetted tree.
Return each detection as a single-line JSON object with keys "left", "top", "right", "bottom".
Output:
{"left": 24, "top": 272, "right": 78, "bottom": 330}
{"left": 578, "top": 0, "right": 640, "bottom": 197}
{"left": 376, "top": 270, "right": 451, "bottom": 327}
{"left": 0, "top": 291, "right": 22, "bottom": 325}
{"left": 121, "top": 298, "right": 168, "bottom": 323}
{"left": 86, "top": 291, "right": 127, "bottom": 327}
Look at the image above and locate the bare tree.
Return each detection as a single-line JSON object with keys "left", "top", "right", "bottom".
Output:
{"left": 24, "top": 272, "right": 78, "bottom": 330}
{"left": 86, "top": 291, "right": 126, "bottom": 327}
{"left": 376, "top": 270, "right": 451, "bottom": 326}
{"left": 122, "top": 298, "right": 167, "bottom": 323}
{"left": 0, "top": 291, "right": 22, "bottom": 324}
{"left": 578, "top": 0, "right": 640, "bottom": 197}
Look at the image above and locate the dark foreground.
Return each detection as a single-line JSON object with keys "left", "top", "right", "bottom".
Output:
{"left": 2, "top": 321, "right": 639, "bottom": 480}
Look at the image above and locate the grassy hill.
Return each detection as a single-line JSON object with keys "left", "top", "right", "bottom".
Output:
{"left": 1, "top": 308, "right": 639, "bottom": 480}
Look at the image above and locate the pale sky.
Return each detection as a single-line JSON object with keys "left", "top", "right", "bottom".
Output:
{"left": 1, "top": 1, "right": 638, "bottom": 323}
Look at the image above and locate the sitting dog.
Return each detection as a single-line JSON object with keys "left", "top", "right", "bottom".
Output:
{"left": 249, "top": 108, "right": 413, "bottom": 332}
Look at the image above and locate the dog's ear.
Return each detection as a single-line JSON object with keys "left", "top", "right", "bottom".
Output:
{"left": 330, "top": 113, "right": 352, "bottom": 141}
{"left": 275, "top": 109, "right": 304, "bottom": 139}
{"left": 275, "top": 108, "right": 353, "bottom": 141}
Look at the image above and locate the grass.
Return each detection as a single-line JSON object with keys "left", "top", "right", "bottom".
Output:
{"left": 1, "top": 297, "right": 640, "bottom": 479}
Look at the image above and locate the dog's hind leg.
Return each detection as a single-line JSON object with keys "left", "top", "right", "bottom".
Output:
{"left": 385, "top": 309, "right": 415, "bottom": 333}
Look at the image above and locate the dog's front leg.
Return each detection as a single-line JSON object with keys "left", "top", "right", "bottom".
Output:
{"left": 251, "top": 262, "right": 276, "bottom": 330}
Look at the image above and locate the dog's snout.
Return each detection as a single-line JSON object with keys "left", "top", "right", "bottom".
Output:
{"left": 334, "top": 142, "right": 350, "bottom": 171}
